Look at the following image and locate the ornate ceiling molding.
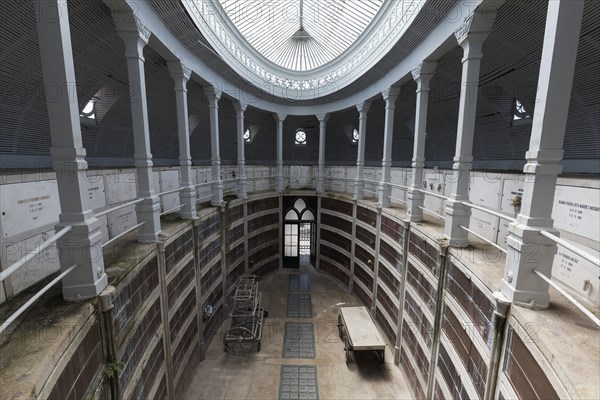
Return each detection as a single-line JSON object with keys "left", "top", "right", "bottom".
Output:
{"left": 182, "top": 0, "right": 426, "bottom": 101}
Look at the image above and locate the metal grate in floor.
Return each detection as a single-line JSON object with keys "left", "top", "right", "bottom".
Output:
{"left": 286, "top": 294, "right": 312, "bottom": 318}
{"left": 279, "top": 365, "right": 319, "bottom": 400}
{"left": 288, "top": 274, "right": 310, "bottom": 292}
{"left": 283, "top": 322, "right": 315, "bottom": 358}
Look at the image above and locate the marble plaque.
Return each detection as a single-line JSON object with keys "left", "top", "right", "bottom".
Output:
{"left": 325, "top": 166, "right": 344, "bottom": 192}
{"left": 196, "top": 167, "right": 211, "bottom": 186}
{"left": 552, "top": 186, "right": 600, "bottom": 241}
{"left": 0, "top": 180, "right": 60, "bottom": 238}
{"left": 106, "top": 172, "right": 137, "bottom": 204}
{"left": 98, "top": 215, "right": 109, "bottom": 245}
{"left": 425, "top": 170, "right": 445, "bottom": 193}
{"left": 197, "top": 186, "right": 212, "bottom": 203}
{"left": 443, "top": 172, "right": 455, "bottom": 198}
{"left": 2, "top": 229, "right": 61, "bottom": 295}
{"left": 496, "top": 219, "right": 510, "bottom": 249}
{"left": 86, "top": 177, "right": 106, "bottom": 211}
{"left": 500, "top": 179, "right": 524, "bottom": 215}
{"left": 424, "top": 171, "right": 446, "bottom": 214}
{"left": 108, "top": 205, "right": 138, "bottom": 238}
{"left": 292, "top": 166, "right": 311, "bottom": 187}
{"left": 551, "top": 241, "right": 600, "bottom": 306}
{"left": 469, "top": 176, "right": 501, "bottom": 208}
{"left": 469, "top": 208, "right": 499, "bottom": 243}
{"left": 159, "top": 170, "right": 180, "bottom": 212}
{"left": 363, "top": 168, "right": 377, "bottom": 196}
{"left": 346, "top": 167, "right": 357, "bottom": 193}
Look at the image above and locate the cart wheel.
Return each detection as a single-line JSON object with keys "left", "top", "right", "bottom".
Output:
{"left": 227, "top": 326, "right": 255, "bottom": 349}
{"left": 344, "top": 338, "right": 353, "bottom": 365}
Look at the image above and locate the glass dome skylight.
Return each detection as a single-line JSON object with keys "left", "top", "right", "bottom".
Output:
{"left": 182, "top": 0, "right": 426, "bottom": 100}
{"left": 217, "top": 0, "right": 384, "bottom": 71}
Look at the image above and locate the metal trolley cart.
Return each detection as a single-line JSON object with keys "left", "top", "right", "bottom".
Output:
{"left": 223, "top": 274, "right": 267, "bottom": 352}
{"left": 337, "top": 306, "right": 386, "bottom": 364}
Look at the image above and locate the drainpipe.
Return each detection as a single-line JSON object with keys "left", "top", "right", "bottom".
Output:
{"left": 99, "top": 285, "right": 121, "bottom": 400}
{"left": 484, "top": 292, "right": 511, "bottom": 400}
{"left": 393, "top": 223, "right": 411, "bottom": 365}
{"left": 426, "top": 242, "right": 449, "bottom": 400}
{"left": 157, "top": 241, "right": 174, "bottom": 400}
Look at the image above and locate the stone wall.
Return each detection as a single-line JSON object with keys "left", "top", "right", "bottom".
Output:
{"left": 317, "top": 194, "right": 578, "bottom": 400}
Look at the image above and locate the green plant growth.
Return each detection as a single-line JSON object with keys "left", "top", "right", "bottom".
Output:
{"left": 104, "top": 360, "right": 123, "bottom": 379}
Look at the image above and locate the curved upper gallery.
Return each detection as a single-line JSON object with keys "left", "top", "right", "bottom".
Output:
{"left": 1, "top": 0, "right": 598, "bottom": 172}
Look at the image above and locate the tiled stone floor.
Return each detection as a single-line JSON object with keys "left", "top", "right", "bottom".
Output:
{"left": 286, "top": 294, "right": 312, "bottom": 318}
{"left": 279, "top": 365, "right": 319, "bottom": 400}
{"left": 184, "top": 265, "right": 412, "bottom": 399}
{"left": 283, "top": 322, "right": 316, "bottom": 359}
{"left": 288, "top": 274, "right": 311, "bottom": 292}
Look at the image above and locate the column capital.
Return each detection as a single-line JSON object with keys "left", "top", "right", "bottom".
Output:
{"left": 274, "top": 113, "right": 287, "bottom": 123}
{"left": 167, "top": 61, "right": 191, "bottom": 91}
{"left": 411, "top": 61, "right": 437, "bottom": 90}
{"left": 316, "top": 113, "right": 329, "bottom": 124}
{"left": 233, "top": 100, "right": 247, "bottom": 115}
{"left": 454, "top": 6, "right": 499, "bottom": 55}
{"left": 356, "top": 101, "right": 371, "bottom": 115}
{"left": 205, "top": 86, "right": 221, "bottom": 106}
{"left": 382, "top": 86, "right": 400, "bottom": 103}
{"left": 113, "top": 15, "right": 151, "bottom": 59}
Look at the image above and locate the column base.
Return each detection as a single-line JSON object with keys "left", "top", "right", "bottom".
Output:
{"left": 211, "top": 181, "right": 224, "bottom": 206}
{"left": 500, "top": 280, "right": 550, "bottom": 310}
{"left": 500, "top": 224, "right": 558, "bottom": 310}
{"left": 379, "top": 184, "right": 391, "bottom": 208}
{"left": 444, "top": 198, "right": 470, "bottom": 247}
{"left": 407, "top": 189, "right": 424, "bottom": 222}
{"left": 353, "top": 180, "right": 364, "bottom": 200}
{"left": 56, "top": 219, "right": 108, "bottom": 301}
{"left": 136, "top": 195, "right": 162, "bottom": 243}
{"left": 179, "top": 187, "right": 197, "bottom": 219}
{"left": 63, "top": 275, "right": 109, "bottom": 302}
{"left": 237, "top": 178, "right": 248, "bottom": 199}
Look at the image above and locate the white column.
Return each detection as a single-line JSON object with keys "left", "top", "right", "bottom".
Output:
{"left": 167, "top": 61, "right": 196, "bottom": 219}
{"left": 378, "top": 87, "right": 400, "bottom": 208}
{"left": 444, "top": 10, "right": 496, "bottom": 247}
{"left": 502, "top": 0, "right": 585, "bottom": 308}
{"left": 354, "top": 102, "right": 371, "bottom": 200}
{"left": 275, "top": 113, "right": 286, "bottom": 192}
{"left": 206, "top": 87, "right": 224, "bottom": 206}
{"left": 407, "top": 62, "right": 437, "bottom": 221}
{"left": 233, "top": 101, "right": 248, "bottom": 199}
{"left": 35, "top": 0, "right": 107, "bottom": 300}
{"left": 316, "top": 113, "right": 329, "bottom": 193}
{"left": 114, "top": 16, "right": 161, "bottom": 243}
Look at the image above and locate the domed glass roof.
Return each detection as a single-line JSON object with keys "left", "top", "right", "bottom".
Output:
{"left": 217, "top": 0, "right": 385, "bottom": 71}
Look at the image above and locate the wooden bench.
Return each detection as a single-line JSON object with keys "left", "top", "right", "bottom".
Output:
{"left": 337, "top": 306, "right": 386, "bottom": 364}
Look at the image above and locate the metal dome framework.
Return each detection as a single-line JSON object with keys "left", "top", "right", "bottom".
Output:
{"left": 182, "top": 0, "right": 426, "bottom": 99}
{"left": 217, "top": 0, "right": 384, "bottom": 71}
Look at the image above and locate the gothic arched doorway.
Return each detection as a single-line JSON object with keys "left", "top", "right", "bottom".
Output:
{"left": 283, "top": 197, "right": 316, "bottom": 268}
